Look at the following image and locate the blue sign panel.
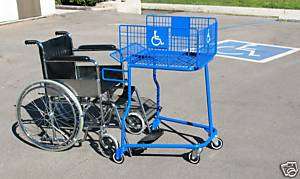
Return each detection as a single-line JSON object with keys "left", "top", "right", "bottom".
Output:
{"left": 171, "top": 16, "right": 190, "bottom": 37}
{"left": 217, "top": 40, "right": 299, "bottom": 63}
{"left": 146, "top": 26, "right": 169, "bottom": 49}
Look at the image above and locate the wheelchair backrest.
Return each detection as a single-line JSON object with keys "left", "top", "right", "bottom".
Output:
{"left": 39, "top": 35, "right": 75, "bottom": 79}
{"left": 42, "top": 35, "right": 73, "bottom": 60}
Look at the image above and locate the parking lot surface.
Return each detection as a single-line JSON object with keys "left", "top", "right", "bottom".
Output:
{"left": 0, "top": 10, "right": 299, "bottom": 179}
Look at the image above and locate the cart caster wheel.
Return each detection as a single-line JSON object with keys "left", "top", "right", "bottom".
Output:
{"left": 125, "top": 112, "right": 145, "bottom": 135}
{"left": 188, "top": 152, "right": 200, "bottom": 164}
{"left": 112, "top": 153, "right": 125, "bottom": 164}
{"left": 210, "top": 137, "right": 223, "bottom": 150}
{"left": 99, "top": 133, "right": 119, "bottom": 158}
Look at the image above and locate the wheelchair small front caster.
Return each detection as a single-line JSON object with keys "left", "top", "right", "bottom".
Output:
{"left": 188, "top": 148, "right": 202, "bottom": 164}
{"left": 125, "top": 112, "right": 145, "bottom": 135}
{"left": 112, "top": 153, "right": 125, "bottom": 164}
{"left": 209, "top": 137, "right": 223, "bottom": 150}
{"left": 99, "top": 133, "right": 119, "bottom": 158}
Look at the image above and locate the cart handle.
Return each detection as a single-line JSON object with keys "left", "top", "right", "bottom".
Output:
{"left": 101, "top": 68, "right": 127, "bottom": 83}
{"left": 110, "top": 49, "right": 124, "bottom": 63}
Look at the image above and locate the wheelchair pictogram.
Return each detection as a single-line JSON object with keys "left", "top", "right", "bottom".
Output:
{"left": 206, "top": 29, "right": 211, "bottom": 44}
{"left": 151, "top": 30, "right": 165, "bottom": 47}
{"left": 281, "top": 161, "right": 299, "bottom": 178}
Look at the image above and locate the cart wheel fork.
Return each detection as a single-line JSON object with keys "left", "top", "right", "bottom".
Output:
{"left": 188, "top": 148, "right": 202, "bottom": 164}
{"left": 151, "top": 69, "right": 161, "bottom": 130}
{"left": 115, "top": 147, "right": 125, "bottom": 161}
{"left": 192, "top": 148, "right": 202, "bottom": 158}
{"left": 151, "top": 117, "right": 161, "bottom": 130}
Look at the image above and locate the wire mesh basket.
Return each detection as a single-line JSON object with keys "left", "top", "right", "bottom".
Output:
{"left": 110, "top": 15, "right": 218, "bottom": 71}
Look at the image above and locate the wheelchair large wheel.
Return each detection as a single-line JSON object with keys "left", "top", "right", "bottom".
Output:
{"left": 16, "top": 80, "right": 83, "bottom": 151}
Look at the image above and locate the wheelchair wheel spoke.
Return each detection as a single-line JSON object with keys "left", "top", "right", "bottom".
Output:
{"left": 42, "top": 118, "right": 70, "bottom": 141}
{"left": 31, "top": 100, "right": 46, "bottom": 116}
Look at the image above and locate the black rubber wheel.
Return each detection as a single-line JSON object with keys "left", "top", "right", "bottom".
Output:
{"left": 125, "top": 112, "right": 145, "bottom": 135}
{"left": 112, "top": 153, "right": 125, "bottom": 164}
{"left": 210, "top": 137, "right": 223, "bottom": 150}
{"left": 99, "top": 134, "right": 118, "bottom": 158}
{"left": 188, "top": 152, "right": 200, "bottom": 164}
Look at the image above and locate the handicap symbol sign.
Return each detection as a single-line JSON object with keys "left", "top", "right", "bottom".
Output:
{"left": 151, "top": 30, "right": 165, "bottom": 47}
{"left": 147, "top": 26, "right": 169, "bottom": 49}
{"left": 217, "top": 40, "right": 299, "bottom": 63}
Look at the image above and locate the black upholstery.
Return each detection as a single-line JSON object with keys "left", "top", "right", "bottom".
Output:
{"left": 46, "top": 62, "right": 76, "bottom": 79}
{"left": 48, "top": 55, "right": 90, "bottom": 62}
{"left": 41, "top": 35, "right": 75, "bottom": 79}
{"left": 77, "top": 45, "right": 116, "bottom": 51}
{"left": 42, "top": 35, "right": 73, "bottom": 60}
{"left": 77, "top": 65, "right": 123, "bottom": 92}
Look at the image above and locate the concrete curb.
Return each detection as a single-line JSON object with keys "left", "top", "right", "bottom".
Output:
{"left": 55, "top": 5, "right": 92, "bottom": 10}
{"left": 142, "top": 3, "right": 300, "bottom": 21}
{"left": 0, "top": 4, "right": 115, "bottom": 26}
{"left": 56, "top": 3, "right": 117, "bottom": 11}
{"left": 0, "top": 16, "right": 48, "bottom": 26}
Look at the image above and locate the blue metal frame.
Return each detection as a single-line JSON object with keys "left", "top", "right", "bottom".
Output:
{"left": 101, "top": 68, "right": 127, "bottom": 83}
{"left": 113, "top": 15, "right": 219, "bottom": 160}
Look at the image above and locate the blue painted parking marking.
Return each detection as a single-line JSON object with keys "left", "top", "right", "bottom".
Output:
{"left": 217, "top": 40, "right": 299, "bottom": 63}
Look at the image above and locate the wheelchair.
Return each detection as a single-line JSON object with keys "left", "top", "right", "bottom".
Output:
{"left": 16, "top": 31, "right": 156, "bottom": 158}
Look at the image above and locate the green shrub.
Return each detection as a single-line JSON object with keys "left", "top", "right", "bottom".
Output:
{"left": 60, "top": 0, "right": 100, "bottom": 6}
{"left": 55, "top": 0, "right": 62, "bottom": 4}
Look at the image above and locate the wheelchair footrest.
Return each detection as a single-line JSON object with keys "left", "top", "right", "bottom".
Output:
{"left": 139, "top": 128, "right": 164, "bottom": 144}
{"left": 141, "top": 97, "right": 158, "bottom": 121}
{"left": 131, "top": 129, "right": 164, "bottom": 155}
{"left": 116, "top": 97, "right": 158, "bottom": 122}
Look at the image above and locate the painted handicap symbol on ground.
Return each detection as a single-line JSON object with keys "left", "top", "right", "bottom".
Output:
{"left": 217, "top": 40, "right": 299, "bottom": 63}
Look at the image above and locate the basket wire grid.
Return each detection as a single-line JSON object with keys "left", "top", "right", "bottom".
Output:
{"left": 110, "top": 16, "right": 218, "bottom": 71}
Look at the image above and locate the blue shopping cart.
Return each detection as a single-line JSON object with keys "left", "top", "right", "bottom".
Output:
{"left": 107, "top": 15, "right": 223, "bottom": 164}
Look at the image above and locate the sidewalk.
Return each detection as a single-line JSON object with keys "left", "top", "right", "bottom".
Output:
{"left": 0, "top": 1, "right": 120, "bottom": 26}
{"left": 142, "top": 3, "right": 300, "bottom": 21}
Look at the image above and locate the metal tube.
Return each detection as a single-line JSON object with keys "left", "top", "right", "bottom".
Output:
{"left": 134, "top": 89, "right": 150, "bottom": 131}
{"left": 95, "top": 62, "right": 105, "bottom": 129}
{"left": 125, "top": 134, "right": 214, "bottom": 149}
{"left": 159, "top": 116, "right": 209, "bottom": 130}
{"left": 204, "top": 64, "right": 214, "bottom": 136}
{"left": 120, "top": 66, "right": 132, "bottom": 150}
{"left": 153, "top": 69, "right": 160, "bottom": 117}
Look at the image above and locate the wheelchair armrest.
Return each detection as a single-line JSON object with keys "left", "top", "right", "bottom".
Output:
{"left": 101, "top": 68, "right": 127, "bottom": 83}
{"left": 48, "top": 55, "right": 93, "bottom": 62}
{"left": 55, "top": 31, "right": 70, "bottom": 36}
{"left": 25, "top": 40, "right": 40, "bottom": 45}
{"left": 75, "top": 44, "right": 117, "bottom": 51}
